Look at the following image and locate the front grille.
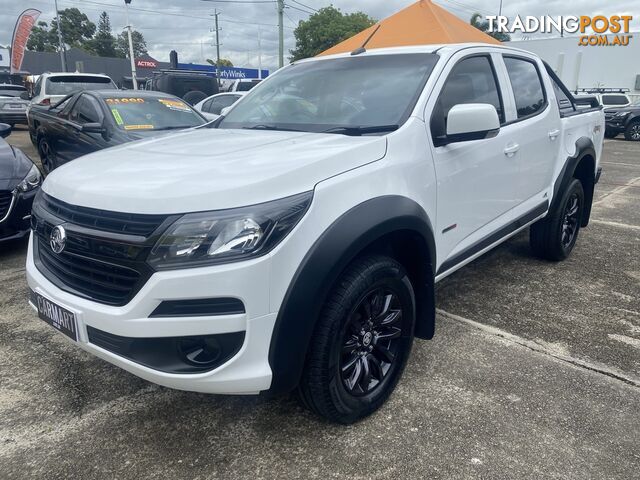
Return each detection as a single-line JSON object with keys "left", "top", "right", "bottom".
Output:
{"left": 32, "top": 192, "right": 170, "bottom": 306}
{"left": 36, "top": 239, "right": 143, "bottom": 305}
{"left": 0, "top": 191, "right": 13, "bottom": 221}
{"left": 39, "top": 193, "right": 167, "bottom": 236}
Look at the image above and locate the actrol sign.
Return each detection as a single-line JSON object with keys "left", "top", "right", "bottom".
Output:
{"left": 136, "top": 59, "right": 157, "bottom": 69}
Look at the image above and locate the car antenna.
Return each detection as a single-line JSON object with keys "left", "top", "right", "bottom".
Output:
{"left": 351, "top": 24, "right": 381, "bottom": 56}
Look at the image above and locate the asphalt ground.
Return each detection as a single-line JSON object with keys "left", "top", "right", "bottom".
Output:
{"left": 1, "top": 127, "right": 638, "bottom": 479}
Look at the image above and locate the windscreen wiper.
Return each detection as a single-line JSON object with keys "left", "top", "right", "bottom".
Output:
{"left": 154, "top": 125, "right": 193, "bottom": 131}
{"left": 243, "top": 124, "right": 306, "bottom": 132}
{"left": 321, "top": 124, "right": 400, "bottom": 136}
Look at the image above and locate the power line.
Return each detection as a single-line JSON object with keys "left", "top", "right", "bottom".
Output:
{"left": 284, "top": 3, "right": 314, "bottom": 15}
{"left": 289, "top": 0, "right": 317, "bottom": 13}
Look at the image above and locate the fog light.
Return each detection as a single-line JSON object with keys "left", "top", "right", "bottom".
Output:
{"left": 178, "top": 337, "right": 222, "bottom": 367}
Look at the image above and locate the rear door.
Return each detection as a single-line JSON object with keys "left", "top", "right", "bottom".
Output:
{"left": 427, "top": 52, "right": 521, "bottom": 269}
{"left": 498, "top": 54, "right": 561, "bottom": 209}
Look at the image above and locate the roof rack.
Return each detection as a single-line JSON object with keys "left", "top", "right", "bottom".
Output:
{"left": 573, "top": 87, "right": 630, "bottom": 94}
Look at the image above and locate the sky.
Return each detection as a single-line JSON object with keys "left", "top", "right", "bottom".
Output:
{"left": 0, "top": 0, "right": 638, "bottom": 72}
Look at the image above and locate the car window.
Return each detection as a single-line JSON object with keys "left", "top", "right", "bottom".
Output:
{"left": 503, "top": 57, "right": 546, "bottom": 119}
{"left": 0, "top": 86, "right": 26, "bottom": 97}
{"left": 70, "top": 95, "right": 103, "bottom": 124}
{"left": 104, "top": 96, "right": 206, "bottom": 131}
{"left": 220, "top": 54, "right": 439, "bottom": 133}
{"left": 601, "top": 95, "right": 629, "bottom": 106}
{"left": 201, "top": 99, "right": 213, "bottom": 112}
{"left": 430, "top": 55, "right": 504, "bottom": 142}
{"left": 45, "top": 76, "right": 116, "bottom": 96}
{"left": 34, "top": 78, "right": 42, "bottom": 96}
{"left": 208, "top": 95, "right": 239, "bottom": 115}
{"left": 551, "top": 78, "right": 575, "bottom": 115}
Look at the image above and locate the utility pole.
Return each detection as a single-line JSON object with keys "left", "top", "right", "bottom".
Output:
{"left": 277, "top": 0, "right": 284, "bottom": 68}
{"left": 214, "top": 9, "right": 221, "bottom": 86}
{"left": 498, "top": 0, "right": 503, "bottom": 16}
{"left": 54, "top": 0, "right": 67, "bottom": 72}
{"left": 257, "top": 27, "right": 262, "bottom": 80}
{"left": 124, "top": 0, "right": 138, "bottom": 89}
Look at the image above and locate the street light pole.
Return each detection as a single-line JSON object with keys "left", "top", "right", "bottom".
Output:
{"left": 124, "top": 0, "right": 138, "bottom": 90}
{"left": 214, "top": 9, "right": 221, "bottom": 87}
{"left": 54, "top": 0, "right": 67, "bottom": 72}
{"left": 277, "top": 0, "right": 284, "bottom": 68}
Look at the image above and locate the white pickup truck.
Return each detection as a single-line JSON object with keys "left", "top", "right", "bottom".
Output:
{"left": 26, "top": 43, "right": 604, "bottom": 424}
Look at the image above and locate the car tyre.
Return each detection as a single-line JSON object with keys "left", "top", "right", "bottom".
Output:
{"left": 183, "top": 90, "right": 207, "bottom": 106}
{"left": 624, "top": 120, "right": 640, "bottom": 141}
{"left": 38, "top": 135, "right": 56, "bottom": 174}
{"left": 298, "top": 255, "right": 416, "bottom": 424}
{"left": 530, "top": 178, "right": 584, "bottom": 261}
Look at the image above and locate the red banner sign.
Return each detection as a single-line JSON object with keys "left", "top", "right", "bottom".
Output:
{"left": 136, "top": 59, "right": 157, "bottom": 69}
{"left": 11, "top": 9, "right": 41, "bottom": 74}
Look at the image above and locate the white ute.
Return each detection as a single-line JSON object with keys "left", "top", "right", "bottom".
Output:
{"left": 27, "top": 44, "right": 604, "bottom": 423}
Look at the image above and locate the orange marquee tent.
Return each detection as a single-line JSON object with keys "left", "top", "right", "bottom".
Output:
{"left": 318, "top": 0, "right": 499, "bottom": 57}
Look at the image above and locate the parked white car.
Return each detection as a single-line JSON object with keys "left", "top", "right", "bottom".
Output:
{"left": 28, "top": 72, "right": 117, "bottom": 107}
{"left": 27, "top": 43, "right": 604, "bottom": 424}
{"left": 228, "top": 79, "right": 261, "bottom": 92}
{"left": 194, "top": 92, "right": 246, "bottom": 121}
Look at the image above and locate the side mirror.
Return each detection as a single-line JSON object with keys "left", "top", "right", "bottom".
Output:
{"left": 444, "top": 103, "right": 500, "bottom": 145}
{"left": 0, "top": 123, "right": 11, "bottom": 139}
{"left": 220, "top": 106, "right": 232, "bottom": 116}
{"left": 80, "top": 122, "right": 105, "bottom": 134}
{"left": 20, "top": 91, "right": 31, "bottom": 101}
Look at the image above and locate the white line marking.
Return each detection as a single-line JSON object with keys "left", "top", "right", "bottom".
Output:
{"left": 591, "top": 219, "right": 640, "bottom": 231}
{"left": 608, "top": 334, "right": 640, "bottom": 349}
{"left": 593, "top": 176, "right": 640, "bottom": 206}
{"left": 438, "top": 309, "right": 640, "bottom": 388}
{"left": 601, "top": 161, "right": 639, "bottom": 167}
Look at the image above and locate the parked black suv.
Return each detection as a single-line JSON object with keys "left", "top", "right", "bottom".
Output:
{"left": 605, "top": 101, "right": 640, "bottom": 140}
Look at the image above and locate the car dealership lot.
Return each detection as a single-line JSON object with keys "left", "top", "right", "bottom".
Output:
{"left": 0, "top": 133, "right": 638, "bottom": 478}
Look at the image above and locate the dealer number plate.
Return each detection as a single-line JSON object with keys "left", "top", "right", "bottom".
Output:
{"left": 34, "top": 292, "right": 78, "bottom": 341}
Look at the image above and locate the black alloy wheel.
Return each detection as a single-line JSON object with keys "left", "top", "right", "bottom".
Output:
{"left": 298, "top": 255, "right": 416, "bottom": 424}
{"left": 38, "top": 137, "right": 55, "bottom": 174}
{"left": 561, "top": 193, "right": 580, "bottom": 250}
{"left": 530, "top": 178, "right": 584, "bottom": 261}
{"left": 340, "top": 288, "right": 403, "bottom": 396}
{"left": 625, "top": 122, "right": 640, "bottom": 141}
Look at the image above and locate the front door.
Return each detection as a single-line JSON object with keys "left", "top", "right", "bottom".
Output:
{"left": 427, "top": 53, "right": 521, "bottom": 272}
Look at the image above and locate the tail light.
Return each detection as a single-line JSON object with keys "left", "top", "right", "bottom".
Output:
{"left": 39, "top": 98, "right": 50, "bottom": 106}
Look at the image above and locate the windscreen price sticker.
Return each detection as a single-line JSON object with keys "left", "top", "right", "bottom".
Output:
{"left": 158, "top": 99, "right": 191, "bottom": 112}
{"left": 105, "top": 98, "right": 145, "bottom": 104}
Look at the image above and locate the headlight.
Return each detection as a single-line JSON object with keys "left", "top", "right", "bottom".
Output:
{"left": 147, "top": 191, "right": 313, "bottom": 270}
{"left": 16, "top": 164, "right": 42, "bottom": 193}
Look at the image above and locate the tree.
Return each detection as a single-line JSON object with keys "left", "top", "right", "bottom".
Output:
{"left": 207, "top": 58, "right": 233, "bottom": 67}
{"left": 50, "top": 8, "right": 97, "bottom": 49}
{"left": 470, "top": 13, "right": 511, "bottom": 42}
{"left": 85, "top": 11, "right": 117, "bottom": 57}
{"left": 115, "top": 30, "right": 148, "bottom": 59}
{"left": 290, "top": 6, "right": 376, "bottom": 61}
{"left": 27, "top": 21, "right": 57, "bottom": 52}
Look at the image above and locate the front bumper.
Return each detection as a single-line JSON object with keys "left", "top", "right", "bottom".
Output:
{"left": 605, "top": 119, "right": 627, "bottom": 134}
{"left": 0, "top": 189, "right": 37, "bottom": 242}
{"left": 26, "top": 234, "right": 277, "bottom": 394}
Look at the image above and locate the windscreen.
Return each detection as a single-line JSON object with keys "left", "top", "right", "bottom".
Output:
{"left": 601, "top": 95, "right": 629, "bottom": 106}
{"left": 0, "top": 85, "right": 26, "bottom": 97}
{"left": 105, "top": 96, "right": 206, "bottom": 131}
{"left": 46, "top": 76, "right": 116, "bottom": 95}
{"left": 219, "top": 53, "right": 439, "bottom": 134}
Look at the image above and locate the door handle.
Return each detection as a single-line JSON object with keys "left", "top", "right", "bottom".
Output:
{"left": 548, "top": 129, "right": 560, "bottom": 140}
{"left": 503, "top": 143, "right": 520, "bottom": 157}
